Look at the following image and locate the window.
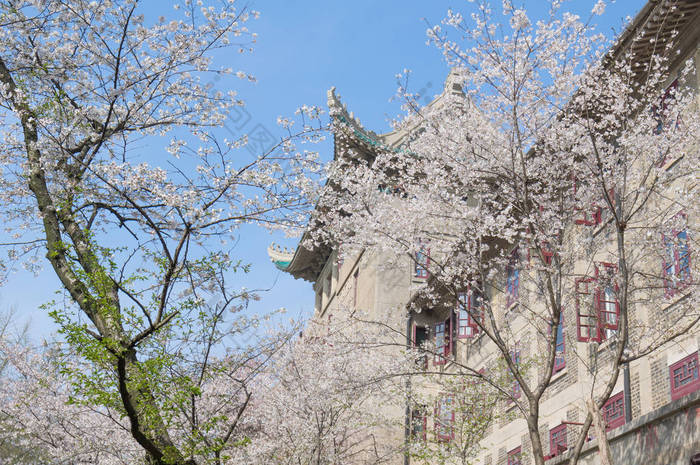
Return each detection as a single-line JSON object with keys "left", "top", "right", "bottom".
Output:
{"left": 602, "top": 391, "right": 625, "bottom": 431}
{"left": 575, "top": 264, "right": 619, "bottom": 343}
{"left": 549, "top": 424, "right": 567, "bottom": 457}
{"left": 572, "top": 174, "right": 603, "bottom": 226}
{"left": 506, "top": 249, "right": 520, "bottom": 307}
{"left": 598, "top": 281, "right": 619, "bottom": 341}
{"left": 435, "top": 395, "right": 454, "bottom": 442}
{"left": 412, "top": 324, "right": 429, "bottom": 348}
{"left": 575, "top": 277, "right": 596, "bottom": 342}
{"left": 458, "top": 287, "right": 483, "bottom": 338}
{"left": 412, "top": 324, "right": 429, "bottom": 369}
{"left": 652, "top": 79, "right": 678, "bottom": 135}
{"left": 553, "top": 317, "right": 566, "bottom": 373}
{"left": 663, "top": 227, "right": 691, "bottom": 297}
{"left": 541, "top": 241, "right": 554, "bottom": 266}
{"left": 653, "top": 79, "right": 680, "bottom": 166}
{"left": 507, "top": 446, "right": 522, "bottom": 465}
{"left": 415, "top": 241, "right": 430, "bottom": 279}
{"left": 433, "top": 316, "right": 452, "bottom": 365}
{"left": 575, "top": 206, "right": 602, "bottom": 226}
{"left": 411, "top": 408, "right": 427, "bottom": 442}
{"left": 669, "top": 352, "right": 700, "bottom": 401}
{"left": 510, "top": 345, "right": 521, "bottom": 400}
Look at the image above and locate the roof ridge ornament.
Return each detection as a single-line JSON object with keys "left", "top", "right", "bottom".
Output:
{"left": 326, "top": 85, "right": 380, "bottom": 142}
{"left": 267, "top": 242, "right": 295, "bottom": 270}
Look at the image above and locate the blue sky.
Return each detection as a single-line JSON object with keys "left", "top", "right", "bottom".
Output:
{"left": 6, "top": 0, "right": 644, "bottom": 339}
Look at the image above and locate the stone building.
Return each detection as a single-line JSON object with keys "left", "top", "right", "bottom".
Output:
{"left": 267, "top": 1, "right": 700, "bottom": 464}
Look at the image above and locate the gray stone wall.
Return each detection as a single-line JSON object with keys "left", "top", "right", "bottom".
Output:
{"left": 550, "top": 391, "right": 700, "bottom": 465}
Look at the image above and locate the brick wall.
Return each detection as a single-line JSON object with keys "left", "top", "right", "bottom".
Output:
{"left": 497, "top": 446, "right": 506, "bottom": 465}
{"left": 650, "top": 354, "right": 671, "bottom": 410}
{"left": 521, "top": 432, "right": 532, "bottom": 465}
{"left": 631, "top": 366, "right": 641, "bottom": 419}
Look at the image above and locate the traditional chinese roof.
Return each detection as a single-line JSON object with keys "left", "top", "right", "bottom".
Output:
{"left": 267, "top": 70, "right": 464, "bottom": 282}
{"left": 612, "top": 0, "right": 700, "bottom": 78}
{"left": 267, "top": 242, "right": 294, "bottom": 270}
{"left": 267, "top": 0, "right": 700, "bottom": 284}
{"left": 267, "top": 233, "right": 332, "bottom": 282}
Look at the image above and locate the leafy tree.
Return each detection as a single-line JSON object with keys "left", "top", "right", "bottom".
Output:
{"left": 0, "top": 1, "right": 322, "bottom": 463}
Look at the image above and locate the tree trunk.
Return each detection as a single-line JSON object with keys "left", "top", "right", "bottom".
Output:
{"left": 587, "top": 397, "right": 613, "bottom": 465}
{"left": 0, "top": 58, "right": 192, "bottom": 465}
{"left": 528, "top": 414, "right": 546, "bottom": 465}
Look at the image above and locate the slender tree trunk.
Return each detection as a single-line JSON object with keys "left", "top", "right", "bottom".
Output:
{"left": 587, "top": 398, "right": 613, "bottom": 465}
{"left": 527, "top": 414, "right": 546, "bottom": 465}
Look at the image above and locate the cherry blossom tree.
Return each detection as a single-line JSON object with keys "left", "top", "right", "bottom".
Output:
{"left": 0, "top": 313, "right": 413, "bottom": 465}
{"left": 407, "top": 369, "right": 503, "bottom": 465}
{"left": 0, "top": 316, "right": 300, "bottom": 465}
{"left": 0, "top": 338, "right": 139, "bottom": 464}
{"left": 0, "top": 1, "right": 323, "bottom": 463}
{"left": 315, "top": 2, "right": 700, "bottom": 464}
{"left": 243, "top": 316, "right": 412, "bottom": 465}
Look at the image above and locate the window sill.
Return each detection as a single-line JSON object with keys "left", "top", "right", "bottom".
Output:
{"left": 458, "top": 332, "right": 485, "bottom": 343}
{"left": 505, "top": 399, "right": 520, "bottom": 412}
{"left": 662, "top": 287, "right": 691, "bottom": 307}
{"left": 550, "top": 368, "right": 567, "bottom": 384}
{"left": 670, "top": 384, "right": 700, "bottom": 402}
{"left": 591, "top": 217, "right": 613, "bottom": 238}
{"left": 660, "top": 153, "right": 684, "bottom": 171}
{"left": 596, "top": 336, "right": 618, "bottom": 353}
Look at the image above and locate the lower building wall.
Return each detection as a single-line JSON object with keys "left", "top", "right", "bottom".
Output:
{"left": 550, "top": 391, "right": 700, "bottom": 465}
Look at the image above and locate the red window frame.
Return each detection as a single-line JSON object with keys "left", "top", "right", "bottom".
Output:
{"left": 575, "top": 206, "right": 602, "bottom": 226}
{"left": 597, "top": 263, "right": 620, "bottom": 341}
{"left": 549, "top": 424, "right": 567, "bottom": 457}
{"left": 575, "top": 276, "right": 597, "bottom": 342}
{"left": 662, "top": 227, "right": 691, "bottom": 298}
{"left": 576, "top": 264, "right": 620, "bottom": 343}
{"left": 669, "top": 352, "right": 700, "bottom": 401}
{"left": 541, "top": 241, "right": 554, "bottom": 266}
{"left": 553, "top": 316, "right": 566, "bottom": 373}
{"left": 652, "top": 79, "right": 679, "bottom": 134}
{"left": 411, "top": 408, "right": 427, "bottom": 442}
{"left": 458, "top": 287, "right": 483, "bottom": 338}
{"left": 435, "top": 395, "right": 455, "bottom": 442}
{"left": 602, "top": 391, "right": 625, "bottom": 431}
{"left": 572, "top": 174, "right": 603, "bottom": 226}
{"left": 433, "top": 316, "right": 452, "bottom": 365}
{"left": 506, "top": 249, "right": 520, "bottom": 307}
{"left": 415, "top": 241, "right": 430, "bottom": 279}
{"left": 507, "top": 446, "right": 522, "bottom": 465}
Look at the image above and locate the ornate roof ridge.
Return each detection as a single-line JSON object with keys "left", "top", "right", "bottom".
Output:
{"left": 327, "top": 87, "right": 378, "bottom": 136}
{"left": 267, "top": 242, "right": 295, "bottom": 270}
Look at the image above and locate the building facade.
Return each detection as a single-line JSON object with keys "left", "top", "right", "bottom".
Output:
{"left": 268, "top": 2, "right": 700, "bottom": 464}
